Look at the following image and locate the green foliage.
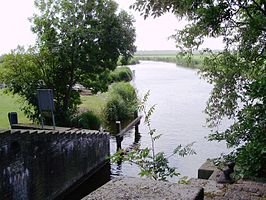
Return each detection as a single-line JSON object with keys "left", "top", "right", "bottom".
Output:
{"left": 111, "top": 92, "right": 196, "bottom": 181}
{"left": 103, "top": 95, "right": 129, "bottom": 123}
{"left": 127, "top": 57, "right": 140, "bottom": 65}
{"left": 135, "top": 54, "right": 204, "bottom": 69}
{"left": 103, "top": 82, "right": 138, "bottom": 123}
{"left": 0, "top": 47, "right": 43, "bottom": 122}
{"left": 236, "top": 137, "right": 266, "bottom": 178}
{"left": 110, "top": 67, "right": 133, "bottom": 83}
{"left": 0, "top": 0, "right": 136, "bottom": 126}
{"left": 118, "top": 57, "right": 140, "bottom": 66}
{"left": 72, "top": 111, "right": 101, "bottom": 130}
{"left": 132, "top": 0, "right": 266, "bottom": 178}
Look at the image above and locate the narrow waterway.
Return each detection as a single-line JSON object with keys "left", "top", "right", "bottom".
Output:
{"left": 110, "top": 61, "right": 230, "bottom": 180}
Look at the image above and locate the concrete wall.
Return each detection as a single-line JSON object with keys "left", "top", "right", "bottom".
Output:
{"left": 0, "top": 129, "right": 109, "bottom": 200}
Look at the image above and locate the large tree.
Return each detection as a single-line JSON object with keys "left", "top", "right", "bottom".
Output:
{"left": 132, "top": 0, "right": 266, "bottom": 177}
{"left": 0, "top": 0, "right": 136, "bottom": 126}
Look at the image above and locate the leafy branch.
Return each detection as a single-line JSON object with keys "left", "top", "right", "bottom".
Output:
{"left": 111, "top": 91, "right": 196, "bottom": 181}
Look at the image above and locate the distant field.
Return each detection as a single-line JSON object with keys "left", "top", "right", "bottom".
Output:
{"left": 134, "top": 50, "right": 206, "bottom": 69}
{"left": 0, "top": 90, "right": 31, "bottom": 128}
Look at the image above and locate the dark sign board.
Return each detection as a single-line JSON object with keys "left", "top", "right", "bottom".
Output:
{"left": 37, "top": 89, "right": 55, "bottom": 112}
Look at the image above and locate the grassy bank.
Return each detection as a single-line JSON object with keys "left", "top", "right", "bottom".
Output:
{"left": 134, "top": 51, "right": 206, "bottom": 69}
{"left": 0, "top": 90, "right": 31, "bottom": 128}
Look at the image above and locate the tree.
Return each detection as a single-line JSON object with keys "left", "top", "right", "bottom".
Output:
{"left": 0, "top": 0, "right": 136, "bottom": 126}
{"left": 131, "top": 0, "right": 266, "bottom": 178}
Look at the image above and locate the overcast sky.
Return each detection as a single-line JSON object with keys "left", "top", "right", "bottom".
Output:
{"left": 0, "top": 0, "right": 223, "bottom": 55}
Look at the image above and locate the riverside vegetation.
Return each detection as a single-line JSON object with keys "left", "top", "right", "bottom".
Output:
{"left": 111, "top": 91, "right": 196, "bottom": 181}
{"left": 134, "top": 50, "right": 206, "bottom": 69}
{"left": 132, "top": 0, "right": 266, "bottom": 179}
{"left": 0, "top": 66, "right": 137, "bottom": 131}
{"left": 0, "top": 0, "right": 136, "bottom": 127}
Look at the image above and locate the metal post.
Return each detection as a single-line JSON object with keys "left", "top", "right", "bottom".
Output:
{"left": 40, "top": 114, "right": 44, "bottom": 129}
{"left": 52, "top": 112, "right": 56, "bottom": 130}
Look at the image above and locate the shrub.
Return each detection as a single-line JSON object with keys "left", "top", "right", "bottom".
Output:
{"left": 110, "top": 67, "right": 133, "bottom": 82}
{"left": 103, "top": 82, "right": 138, "bottom": 123}
{"left": 103, "top": 95, "right": 129, "bottom": 122}
{"left": 127, "top": 57, "right": 140, "bottom": 65}
{"left": 72, "top": 111, "right": 101, "bottom": 130}
{"left": 236, "top": 137, "right": 266, "bottom": 178}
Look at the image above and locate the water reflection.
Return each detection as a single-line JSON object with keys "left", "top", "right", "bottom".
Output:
{"left": 61, "top": 163, "right": 111, "bottom": 200}
{"left": 110, "top": 61, "right": 231, "bottom": 180}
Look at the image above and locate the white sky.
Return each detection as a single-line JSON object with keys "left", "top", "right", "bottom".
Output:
{"left": 0, "top": 0, "right": 224, "bottom": 55}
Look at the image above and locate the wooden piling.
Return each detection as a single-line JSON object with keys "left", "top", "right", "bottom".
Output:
{"left": 116, "top": 121, "right": 122, "bottom": 150}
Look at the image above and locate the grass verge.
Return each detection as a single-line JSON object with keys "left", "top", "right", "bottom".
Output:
{"left": 0, "top": 90, "right": 31, "bottom": 128}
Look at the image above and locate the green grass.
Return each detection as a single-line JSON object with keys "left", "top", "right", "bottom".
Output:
{"left": 79, "top": 93, "right": 108, "bottom": 115}
{"left": 0, "top": 90, "right": 31, "bottom": 128}
{"left": 0, "top": 90, "right": 108, "bottom": 128}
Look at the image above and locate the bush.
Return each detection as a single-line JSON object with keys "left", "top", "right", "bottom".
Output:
{"left": 117, "top": 56, "right": 139, "bottom": 66}
{"left": 72, "top": 111, "right": 101, "bottom": 130}
{"left": 103, "top": 95, "right": 129, "bottom": 122}
{"left": 127, "top": 57, "right": 140, "bottom": 65}
{"left": 236, "top": 137, "right": 266, "bottom": 178}
{"left": 103, "top": 82, "right": 138, "bottom": 123}
{"left": 110, "top": 67, "right": 133, "bottom": 83}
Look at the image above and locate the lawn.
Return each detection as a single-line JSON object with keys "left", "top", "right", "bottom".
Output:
{"left": 79, "top": 93, "right": 108, "bottom": 115}
{"left": 0, "top": 90, "right": 31, "bottom": 128}
{"left": 0, "top": 90, "right": 108, "bottom": 129}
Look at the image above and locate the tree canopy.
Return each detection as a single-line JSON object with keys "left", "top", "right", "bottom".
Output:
{"left": 0, "top": 0, "right": 136, "bottom": 126}
{"left": 132, "top": 0, "right": 266, "bottom": 177}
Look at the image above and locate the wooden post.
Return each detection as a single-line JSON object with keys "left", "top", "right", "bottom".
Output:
{"left": 134, "top": 111, "right": 140, "bottom": 143}
{"left": 116, "top": 121, "right": 122, "bottom": 150}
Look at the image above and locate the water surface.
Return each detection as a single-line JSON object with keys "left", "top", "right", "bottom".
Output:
{"left": 111, "top": 61, "right": 230, "bottom": 179}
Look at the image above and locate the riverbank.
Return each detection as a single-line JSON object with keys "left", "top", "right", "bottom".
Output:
{"left": 134, "top": 51, "right": 206, "bottom": 69}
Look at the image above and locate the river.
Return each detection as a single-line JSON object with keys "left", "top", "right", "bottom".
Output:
{"left": 66, "top": 60, "right": 231, "bottom": 199}
{"left": 110, "top": 61, "right": 230, "bottom": 180}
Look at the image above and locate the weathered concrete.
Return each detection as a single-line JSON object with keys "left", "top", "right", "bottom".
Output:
{"left": 189, "top": 178, "right": 266, "bottom": 200}
{"left": 198, "top": 159, "right": 219, "bottom": 180}
{"left": 0, "top": 128, "right": 110, "bottom": 200}
{"left": 82, "top": 177, "right": 204, "bottom": 200}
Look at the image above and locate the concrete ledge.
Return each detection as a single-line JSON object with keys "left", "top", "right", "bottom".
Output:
{"left": 198, "top": 160, "right": 220, "bottom": 180}
{"left": 82, "top": 177, "right": 204, "bottom": 200}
